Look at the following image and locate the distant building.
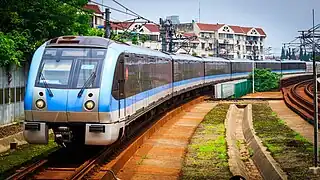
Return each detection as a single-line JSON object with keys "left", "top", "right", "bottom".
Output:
{"left": 174, "top": 22, "right": 266, "bottom": 59}
{"left": 83, "top": 4, "right": 104, "bottom": 28}
{"left": 166, "top": 15, "right": 180, "bottom": 25}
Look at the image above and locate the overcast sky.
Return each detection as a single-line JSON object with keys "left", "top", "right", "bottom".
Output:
{"left": 95, "top": 0, "right": 320, "bottom": 55}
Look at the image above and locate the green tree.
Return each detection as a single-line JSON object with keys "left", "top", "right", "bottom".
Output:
{"left": 248, "top": 68, "right": 282, "bottom": 92}
{"left": 303, "top": 51, "right": 308, "bottom": 61}
{"left": 299, "top": 47, "right": 303, "bottom": 61}
{"left": 280, "top": 47, "right": 286, "bottom": 59}
{"left": 131, "top": 34, "right": 138, "bottom": 45}
{"left": 285, "top": 50, "right": 289, "bottom": 59}
{"left": 291, "top": 50, "right": 296, "bottom": 60}
{"left": 0, "top": 0, "right": 91, "bottom": 68}
{"left": 192, "top": 52, "right": 197, "bottom": 56}
{"left": 0, "top": 32, "right": 23, "bottom": 71}
{"left": 139, "top": 34, "right": 149, "bottom": 44}
{"left": 87, "top": 28, "right": 105, "bottom": 37}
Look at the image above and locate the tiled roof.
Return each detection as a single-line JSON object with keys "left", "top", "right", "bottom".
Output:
{"left": 229, "top": 25, "right": 245, "bottom": 34}
{"left": 197, "top": 23, "right": 224, "bottom": 31}
{"left": 110, "top": 22, "right": 132, "bottom": 30}
{"left": 256, "top": 28, "right": 266, "bottom": 36}
{"left": 84, "top": 4, "right": 103, "bottom": 14}
{"left": 143, "top": 24, "right": 160, "bottom": 32}
{"left": 241, "top": 27, "right": 252, "bottom": 34}
{"left": 183, "top": 33, "right": 199, "bottom": 41}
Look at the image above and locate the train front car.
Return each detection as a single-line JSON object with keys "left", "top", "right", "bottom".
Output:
{"left": 23, "top": 36, "right": 121, "bottom": 147}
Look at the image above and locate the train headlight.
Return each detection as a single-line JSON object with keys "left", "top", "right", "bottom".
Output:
{"left": 85, "top": 100, "right": 95, "bottom": 110}
{"left": 35, "top": 99, "right": 46, "bottom": 109}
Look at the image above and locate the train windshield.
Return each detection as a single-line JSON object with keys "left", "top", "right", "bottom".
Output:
{"left": 35, "top": 48, "right": 106, "bottom": 89}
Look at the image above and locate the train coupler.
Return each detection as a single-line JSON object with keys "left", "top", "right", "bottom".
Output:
{"left": 54, "top": 126, "right": 73, "bottom": 147}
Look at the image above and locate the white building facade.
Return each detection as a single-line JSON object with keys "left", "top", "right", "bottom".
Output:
{"left": 193, "top": 23, "right": 266, "bottom": 59}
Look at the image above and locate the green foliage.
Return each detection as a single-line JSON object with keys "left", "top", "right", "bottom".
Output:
{"left": 0, "top": 0, "right": 91, "bottom": 68}
{"left": 248, "top": 68, "right": 282, "bottom": 92}
{"left": 139, "top": 34, "right": 149, "bottom": 43}
{"left": 131, "top": 34, "right": 138, "bottom": 45}
{"left": 192, "top": 52, "right": 198, "bottom": 56}
{"left": 280, "top": 47, "right": 286, "bottom": 59}
{"left": 87, "top": 28, "right": 104, "bottom": 37}
{"left": 0, "top": 32, "right": 24, "bottom": 70}
{"left": 291, "top": 50, "right": 296, "bottom": 60}
{"left": 208, "top": 54, "right": 213, "bottom": 57}
{"left": 299, "top": 48, "right": 303, "bottom": 61}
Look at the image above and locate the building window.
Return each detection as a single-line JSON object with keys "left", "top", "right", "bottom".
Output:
{"left": 209, "top": 43, "right": 212, "bottom": 49}
{"left": 219, "top": 34, "right": 225, "bottom": 39}
{"left": 201, "top": 43, "right": 205, "bottom": 49}
{"left": 150, "top": 35, "right": 158, "bottom": 41}
{"left": 95, "top": 16, "right": 98, "bottom": 25}
{"left": 227, "top": 34, "right": 233, "bottom": 39}
{"left": 201, "top": 33, "right": 204, "bottom": 38}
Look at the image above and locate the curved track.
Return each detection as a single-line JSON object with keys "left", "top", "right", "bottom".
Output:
{"left": 282, "top": 76, "right": 320, "bottom": 125}
{"left": 6, "top": 91, "right": 201, "bottom": 180}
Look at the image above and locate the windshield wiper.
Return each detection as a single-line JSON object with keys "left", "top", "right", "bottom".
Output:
{"left": 77, "top": 71, "right": 97, "bottom": 98}
{"left": 40, "top": 72, "right": 54, "bottom": 97}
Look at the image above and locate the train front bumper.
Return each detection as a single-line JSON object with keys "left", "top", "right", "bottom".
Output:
{"left": 23, "top": 122, "right": 49, "bottom": 144}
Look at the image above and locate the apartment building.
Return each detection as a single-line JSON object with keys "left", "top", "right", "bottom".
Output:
{"left": 193, "top": 23, "right": 266, "bottom": 59}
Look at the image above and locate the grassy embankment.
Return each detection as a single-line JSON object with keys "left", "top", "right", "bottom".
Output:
{"left": 253, "top": 103, "right": 320, "bottom": 179}
{"left": 181, "top": 104, "right": 232, "bottom": 179}
{"left": 0, "top": 135, "right": 58, "bottom": 179}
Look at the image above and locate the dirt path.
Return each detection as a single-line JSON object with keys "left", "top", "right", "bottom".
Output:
{"left": 115, "top": 102, "right": 216, "bottom": 180}
{"left": 268, "top": 100, "right": 320, "bottom": 145}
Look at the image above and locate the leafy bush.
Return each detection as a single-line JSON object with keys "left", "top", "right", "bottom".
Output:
{"left": 248, "top": 68, "right": 282, "bottom": 92}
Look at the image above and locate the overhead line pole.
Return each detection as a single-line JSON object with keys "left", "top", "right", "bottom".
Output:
{"left": 105, "top": 8, "right": 111, "bottom": 38}
{"left": 312, "top": 8, "right": 319, "bottom": 169}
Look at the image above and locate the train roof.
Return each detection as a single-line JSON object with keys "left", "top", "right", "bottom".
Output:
{"left": 202, "top": 57, "right": 230, "bottom": 62}
{"left": 170, "top": 53, "right": 203, "bottom": 61}
{"left": 255, "top": 60, "right": 281, "bottom": 63}
{"left": 231, "top": 59, "right": 254, "bottom": 63}
{"left": 46, "top": 36, "right": 115, "bottom": 48}
{"left": 280, "top": 60, "right": 306, "bottom": 63}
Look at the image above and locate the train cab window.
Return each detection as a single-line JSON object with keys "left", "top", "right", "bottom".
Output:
{"left": 35, "top": 48, "right": 106, "bottom": 89}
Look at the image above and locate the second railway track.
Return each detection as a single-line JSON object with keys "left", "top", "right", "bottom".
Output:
{"left": 283, "top": 77, "right": 320, "bottom": 125}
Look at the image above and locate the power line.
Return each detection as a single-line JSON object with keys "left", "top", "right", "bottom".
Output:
{"left": 111, "top": 0, "right": 156, "bottom": 24}
{"left": 111, "top": 0, "right": 141, "bottom": 18}
{"left": 88, "top": 0, "right": 139, "bottom": 17}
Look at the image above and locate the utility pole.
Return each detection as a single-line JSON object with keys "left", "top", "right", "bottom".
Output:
{"left": 160, "top": 18, "right": 167, "bottom": 52}
{"left": 168, "top": 20, "right": 173, "bottom": 53}
{"left": 105, "top": 8, "right": 111, "bottom": 38}
{"left": 252, "top": 42, "right": 255, "bottom": 93}
{"left": 312, "top": 8, "right": 319, "bottom": 170}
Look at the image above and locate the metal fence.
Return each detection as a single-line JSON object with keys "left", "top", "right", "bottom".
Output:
{"left": 234, "top": 80, "right": 252, "bottom": 98}
{"left": 0, "top": 64, "right": 29, "bottom": 125}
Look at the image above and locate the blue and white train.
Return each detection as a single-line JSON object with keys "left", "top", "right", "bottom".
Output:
{"left": 23, "top": 36, "right": 308, "bottom": 146}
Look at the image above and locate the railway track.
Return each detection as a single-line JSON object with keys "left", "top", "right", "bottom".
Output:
{"left": 6, "top": 94, "right": 199, "bottom": 180}
{"left": 282, "top": 77, "right": 320, "bottom": 125}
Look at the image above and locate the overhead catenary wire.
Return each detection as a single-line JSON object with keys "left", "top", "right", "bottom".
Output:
{"left": 88, "top": 0, "right": 139, "bottom": 17}
{"left": 110, "top": 0, "right": 157, "bottom": 24}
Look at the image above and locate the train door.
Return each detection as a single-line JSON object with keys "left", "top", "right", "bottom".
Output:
{"left": 118, "top": 53, "right": 126, "bottom": 119}
{"left": 123, "top": 53, "right": 133, "bottom": 117}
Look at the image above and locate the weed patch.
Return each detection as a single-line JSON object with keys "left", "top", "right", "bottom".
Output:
{"left": 180, "top": 104, "right": 232, "bottom": 179}
{"left": 0, "top": 135, "right": 58, "bottom": 179}
{"left": 252, "top": 103, "right": 320, "bottom": 179}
